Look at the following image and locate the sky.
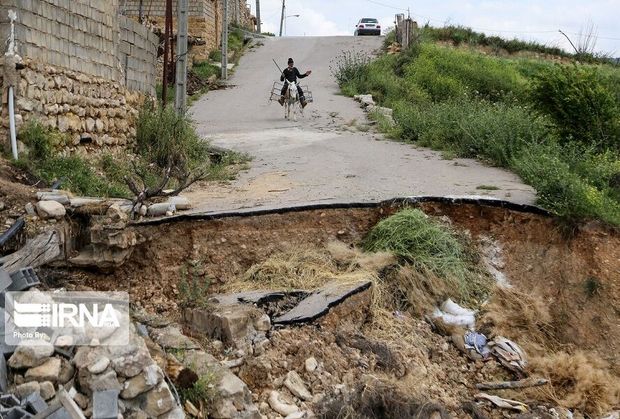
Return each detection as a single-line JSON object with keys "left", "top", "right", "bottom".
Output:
{"left": 248, "top": 0, "right": 620, "bottom": 55}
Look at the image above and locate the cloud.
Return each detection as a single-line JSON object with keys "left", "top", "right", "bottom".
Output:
{"left": 250, "top": 0, "right": 619, "bottom": 54}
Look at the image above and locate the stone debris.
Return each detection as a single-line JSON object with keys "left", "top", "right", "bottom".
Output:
{"left": 168, "top": 196, "right": 192, "bottom": 210}
{"left": 8, "top": 341, "right": 54, "bottom": 369}
{"left": 36, "top": 192, "right": 71, "bottom": 205}
{"left": 35, "top": 200, "right": 66, "bottom": 219}
{"left": 284, "top": 371, "right": 313, "bottom": 401}
{"left": 268, "top": 390, "right": 299, "bottom": 416}
{"left": 304, "top": 357, "right": 318, "bottom": 373}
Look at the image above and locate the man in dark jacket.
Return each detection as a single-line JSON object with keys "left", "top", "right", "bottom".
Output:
{"left": 279, "top": 58, "right": 312, "bottom": 107}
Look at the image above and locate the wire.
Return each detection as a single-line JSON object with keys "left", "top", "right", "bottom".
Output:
{"left": 362, "top": 0, "right": 408, "bottom": 12}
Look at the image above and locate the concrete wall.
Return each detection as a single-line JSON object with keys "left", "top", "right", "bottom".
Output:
{"left": 122, "top": 0, "right": 255, "bottom": 60}
{"left": 119, "top": 16, "right": 159, "bottom": 93}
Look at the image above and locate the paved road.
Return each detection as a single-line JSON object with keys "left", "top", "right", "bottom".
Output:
{"left": 188, "top": 36, "right": 535, "bottom": 212}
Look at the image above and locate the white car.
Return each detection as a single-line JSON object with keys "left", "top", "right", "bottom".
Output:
{"left": 354, "top": 18, "right": 381, "bottom": 36}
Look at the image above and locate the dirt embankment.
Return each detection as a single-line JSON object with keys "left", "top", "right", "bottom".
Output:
{"left": 50, "top": 201, "right": 620, "bottom": 416}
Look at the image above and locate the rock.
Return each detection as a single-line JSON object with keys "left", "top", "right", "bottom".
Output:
{"left": 9, "top": 341, "right": 54, "bottom": 368}
{"left": 285, "top": 412, "right": 308, "bottom": 419}
{"left": 141, "top": 381, "right": 176, "bottom": 417}
{"left": 185, "top": 400, "right": 200, "bottom": 416}
{"left": 0, "top": 201, "right": 5, "bottom": 211}
{"left": 37, "top": 192, "right": 71, "bottom": 205}
{"left": 268, "top": 391, "right": 299, "bottom": 416}
{"left": 25, "top": 202, "right": 37, "bottom": 216}
{"left": 40, "top": 381, "right": 55, "bottom": 400}
{"left": 36, "top": 200, "right": 66, "bottom": 219}
{"left": 73, "top": 392, "right": 89, "bottom": 410}
{"left": 120, "top": 364, "right": 162, "bottom": 399}
{"left": 88, "top": 357, "right": 110, "bottom": 374}
{"left": 111, "top": 347, "right": 154, "bottom": 378}
{"left": 254, "top": 314, "right": 271, "bottom": 332}
{"left": 58, "top": 357, "right": 75, "bottom": 384}
{"left": 159, "top": 407, "right": 185, "bottom": 419}
{"left": 147, "top": 203, "right": 175, "bottom": 217}
{"left": 14, "top": 381, "right": 40, "bottom": 398}
{"left": 284, "top": 371, "right": 312, "bottom": 401}
{"left": 25, "top": 357, "right": 62, "bottom": 383}
{"left": 78, "top": 369, "right": 122, "bottom": 396}
{"left": 168, "top": 196, "right": 192, "bottom": 210}
{"left": 54, "top": 335, "right": 74, "bottom": 347}
{"left": 149, "top": 325, "right": 199, "bottom": 351}
{"left": 305, "top": 358, "right": 318, "bottom": 373}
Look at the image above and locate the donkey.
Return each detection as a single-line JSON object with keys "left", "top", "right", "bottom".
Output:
{"left": 283, "top": 81, "right": 303, "bottom": 121}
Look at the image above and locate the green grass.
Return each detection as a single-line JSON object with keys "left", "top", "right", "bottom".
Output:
{"left": 12, "top": 115, "right": 248, "bottom": 200}
{"left": 363, "top": 209, "right": 493, "bottom": 304}
{"left": 179, "top": 373, "right": 217, "bottom": 407}
{"left": 334, "top": 33, "right": 620, "bottom": 226}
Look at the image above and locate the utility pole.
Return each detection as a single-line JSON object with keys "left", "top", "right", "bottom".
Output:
{"left": 279, "top": 0, "right": 285, "bottom": 37}
{"left": 221, "top": 0, "right": 229, "bottom": 80}
{"left": 162, "top": 0, "right": 172, "bottom": 106}
{"left": 175, "top": 0, "right": 189, "bottom": 114}
{"left": 255, "top": 0, "right": 261, "bottom": 33}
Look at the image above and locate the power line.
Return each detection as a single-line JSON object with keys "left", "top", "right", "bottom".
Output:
{"left": 362, "top": 0, "right": 407, "bottom": 12}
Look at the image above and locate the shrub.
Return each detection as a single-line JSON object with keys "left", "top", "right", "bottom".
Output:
{"left": 513, "top": 143, "right": 620, "bottom": 224}
{"left": 362, "top": 209, "right": 492, "bottom": 304}
{"left": 531, "top": 64, "right": 620, "bottom": 150}
{"left": 135, "top": 102, "right": 209, "bottom": 174}
{"left": 393, "top": 99, "right": 552, "bottom": 166}
{"left": 404, "top": 44, "right": 527, "bottom": 102}
{"left": 179, "top": 262, "right": 211, "bottom": 309}
{"left": 329, "top": 50, "right": 372, "bottom": 88}
{"left": 17, "top": 120, "right": 66, "bottom": 160}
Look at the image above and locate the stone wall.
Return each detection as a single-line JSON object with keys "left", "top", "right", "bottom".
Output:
{"left": 17, "top": 59, "right": 142, "bottom": 148}
{"left": 0, "top": 0, "right": 159, "bottom": 150}
{"left": 122, "top": 0, "right": 255, "bottom": 61}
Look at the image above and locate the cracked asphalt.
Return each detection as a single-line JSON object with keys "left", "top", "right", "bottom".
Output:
{"left": 187, "top": 36, "right": 535, "bottom": 212}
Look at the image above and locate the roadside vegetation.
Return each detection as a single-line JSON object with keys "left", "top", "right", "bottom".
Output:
{"left": 332, "top": 26, "right": 620, "bottom": 226}
{"left": 156, "top": 27, "right": 248, "bottom": 105}
{"left": 12, "top": 108, "right": 248, "bottom": 200}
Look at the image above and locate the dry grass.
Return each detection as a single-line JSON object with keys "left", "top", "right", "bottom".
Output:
{"left": 528, "top": 351, "right": 620, "bottom": 416}
{"left": 480, "top": 286, "right": 555, "bottom": 354}
{"left": 481, "top": 286, "right": 620, "bottom": 416}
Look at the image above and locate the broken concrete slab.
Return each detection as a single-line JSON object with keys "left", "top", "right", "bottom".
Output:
{"left": 0, "top": 346, "right": 8, "bottom": 392}
{"left": 273, "top": 281, "right": 372, "bottom": 325}
{"left": 92, "top": 389, "right": 119, "bottom": 419}
{"left": 24, "top": 392, "right": 48, "bottom": 414}
{"left": 208, "top": 290, "right": 306, "bottom": 306}
{"left": 7, "top": 267, "right": 40, "bottom": 292}
{"left": 0, "top": 268, "right": 13, "bottom": 292}
{"left": 3, "top": 406, "right": 34, "bottom": 419}
{"left": 184, "top": 304, "right": 265, "bottom": 347}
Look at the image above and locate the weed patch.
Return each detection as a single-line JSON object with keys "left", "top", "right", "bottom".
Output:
{"left": 362, "top": 209, "right": 493, "bottom": 304}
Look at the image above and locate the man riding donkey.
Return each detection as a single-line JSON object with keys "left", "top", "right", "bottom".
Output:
{"left": 278, "top": 58, "right": 312, "bottom": 108}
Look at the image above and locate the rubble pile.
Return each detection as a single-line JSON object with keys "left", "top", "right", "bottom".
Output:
{"left": 0, "top": 267, "right": 184, "bottom": 419}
